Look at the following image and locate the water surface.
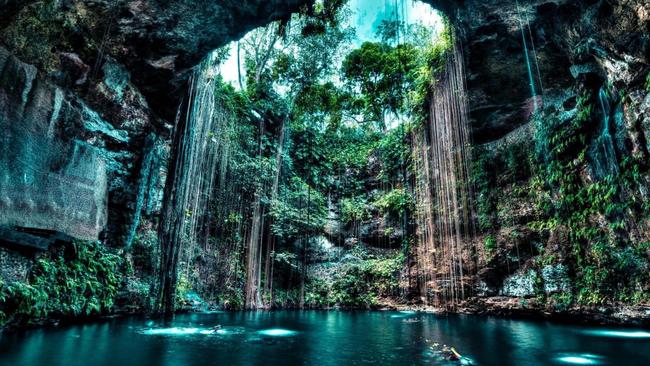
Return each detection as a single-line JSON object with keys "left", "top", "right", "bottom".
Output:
{"left": 1, "top": 311, "right": 649, "bottom": 365}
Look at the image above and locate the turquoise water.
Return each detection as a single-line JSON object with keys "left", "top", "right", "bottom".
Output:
{"left": 1, "top": 311, "right": 649, "bottom": 365}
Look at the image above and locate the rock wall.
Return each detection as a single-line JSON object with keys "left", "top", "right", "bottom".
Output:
{"left": 0, "top": 47, "right": 107, "bottom": 243}
{"left": 419, "top": 0, "right": 649, "bottom": 143}
{"left": 0, "top": 43, "right": 168, "bottom": 249}
{"left": 0, "top": 0, "right": 319, "bottom": 251}
{"left": 453, "top": 1, "right": 650, "bottom": 318}
{"left": 0, "top": 0, "right": 316, "bottom": 120}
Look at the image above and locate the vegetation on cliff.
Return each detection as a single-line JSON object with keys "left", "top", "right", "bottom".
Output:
{"left": 1, "top": 241, "right": 122, "bottom": 327}
{"left": 471, "top": 86, "right": 650, "bottom": 309}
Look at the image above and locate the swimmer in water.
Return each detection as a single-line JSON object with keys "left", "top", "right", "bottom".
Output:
{"left": 211, "top": 325, "right": 222, "bottom": 333}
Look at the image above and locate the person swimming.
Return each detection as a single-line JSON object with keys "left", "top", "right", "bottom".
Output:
{"left": 211, "top": 325, "right": 222, "bottom": 333}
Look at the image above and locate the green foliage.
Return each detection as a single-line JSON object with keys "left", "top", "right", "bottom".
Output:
{"left": 330, "top": 128, "right": 377, "bottom": 168}
{"left": 170, "top": 12, "right": 457, "bottom": 311}
{"left": 376, "top": 126, "right": 411, "bottom": 182}
{"left": 300, "top": 0, "right": 350, "bottom": 36}
{"left": 549, "top": 292, "right": 574, "bottom": 312}
{"left": 330, "top": 265, "right": 378, "bottom": 307}
{"left": 645, "top": 72, "right": 650, "bottom": 92}
{"left": 293, "top": 82, "right": 352, "bottom": 129}
{"left": 215, "top": 252, "right": 247, "bottom": 310}
{"left": 340, "top": 196, "right": 371, "bottom": 224}
{"left": 1, "top": 282, "right": 48, "bottom": 324}
{"left": 290, "top": 122, "right": 333, "bottom": 188}
{"left": 271, "top": 9, "right": 353, "bottom": 105}
{"left": 472, "top": 146, "right": 498, "bottom": 232}
{"left": 376, "top": 19, "right": 434, "bottom": 48}
{"left": 273, "top": 251, "right": 299, "bottom": 269}
{"left": 219, "top": 289, "right": 245, "bottom": 310}
{"left": 325, "top": 126, "right": 379, "bottom": 196}
{"left": 131, "top": 229, "right": 157, "bottom": 275}
{"left": 536, "top": 95, "right": 592, "bottom": 165}
{"left": 484, "top": 235, "right": 497, "bottom": 253}
{"left": 175, "top": 274, "right": 193, "bottom": 307}
{"left": 529, "top": 92, "right": 650, "bottom": 306}
{"left": 1, "top": 0, "right": 99, "bottom": 72}
{"left": 500, "top": 142, "right": 533, "bottom": 183}
{"left": 1, "top": 241, "right": 122, "bottom": 326}
{"left": 471, "top": 141, "right": 534, "bottom": 231}
{"left": 342, "top": 42, "right": 418, "bottom": 129}
{"left": 304, "top": 278, "right": 331, "bottom": 308}
{"left": 300, "top": 253, "right": 406, "bottom": 309}
{"left": 270, "top": 177, "right": 327, "bottom": 239}
{"left": 329, "top": 254, "right": 404, "bottom": 307}
{"left": 409, "top": 22, "right": 452, "bottom": 123}
{"left": 374, "top": 188, "right": 413, "bottom": 217}
{"left": 215, "top": 78, "right": 251, "bottom": 116}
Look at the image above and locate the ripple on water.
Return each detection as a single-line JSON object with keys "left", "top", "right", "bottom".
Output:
{"left": 257, "top": 328, "right": 297, "bottom": 337}
{"left": 391, "top": 310, "right": 417, "bottom": 318}
{"left": 140, "top": 326, "right": 246, "bottom": 336}
{"left": 554, "top": 353, "right": 605, "bottom": 365}
{"left": 581, "top": 329, "right": 650, "bottom": 339}
{"left": 141, "top": 327, "right": 203, "bottom": 336}
{"left": 214, "top": 327, "right": 246, "bottom": 335}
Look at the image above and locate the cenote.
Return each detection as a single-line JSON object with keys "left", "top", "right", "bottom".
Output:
{"left": 1, "top": 311, "right": 650, "bottom": 366}
{"left": 2, "top": 0, "right": 650, "bottom": 365}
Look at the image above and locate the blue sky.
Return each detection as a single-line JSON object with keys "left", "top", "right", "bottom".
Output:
{"left": 349, "top": 0, "right": 443, "bottom": 45}
{"left": 219, "top": 0, "right": 443, "bottom": 88}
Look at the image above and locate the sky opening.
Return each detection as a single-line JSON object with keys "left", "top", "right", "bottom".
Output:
{"left": 218, "top": 0, "right": 443, "bottom": 90}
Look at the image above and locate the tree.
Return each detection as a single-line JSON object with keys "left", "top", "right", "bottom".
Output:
{"left": 342, "top": 42, "right": 417, "bottom": 130}
{"left": 269, "top": 177, "right": 326, "bottom": 240}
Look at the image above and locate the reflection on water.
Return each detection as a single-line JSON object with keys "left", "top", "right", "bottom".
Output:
{"left": 139, "top": 326, "right": 248, "bottom": 337}
{"left": 0, "top": 311, "right": 649, "bottom": 366}
{"left": 390, "top": 310, "right": 419, "bottom": 318}
{"left": 553, "top": 353, "right": 605, "bottom": 365}
{"left": 140, "top": 327, "right": 205, "bottom": 335}
{"left": 257, "top": 328, "right": 297, "bottom": 337}
{"left": 582, "top": 329, "right": 650, "bottom": 339}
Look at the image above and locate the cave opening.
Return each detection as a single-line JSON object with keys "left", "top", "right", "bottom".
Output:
{"left": 157, "top": 0, "right": 461, "bottom": 313}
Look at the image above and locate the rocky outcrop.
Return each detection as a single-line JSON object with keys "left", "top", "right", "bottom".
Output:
{"left": 460, "top": 296, "right": 650, "bottom": 325}
{"left": 0, "top": 47, "right": 107, "bottom": 242}
{"left": 0, "top": 45, "right": 165, "bottom": 248}
{"left": 0, "top": 0, "right": 316, "bottom": 120}
{"left": 456, "top": 0, "right": 649, "bottom": 319}
{"left": 434, "top": 0, "right": 649, "bottom": 143}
